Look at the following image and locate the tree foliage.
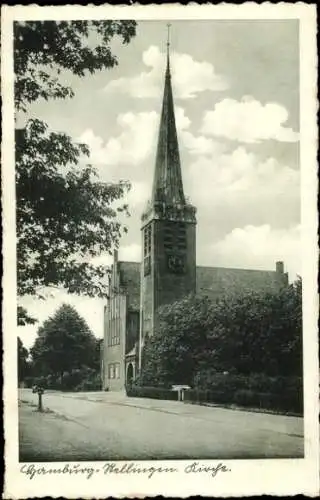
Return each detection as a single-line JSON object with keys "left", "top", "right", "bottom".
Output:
{"left": 15, "top": 20, "right": 136, "bottom": 303}
{"left": 30, "top": 304, "right": 100, "bottom": 385}
{"left": 18, "top": 337, "right": 30, "bottom": 383}
{"left": 141, "top": 295, "right": 217, "bottom": 387}
{"left": 15, "top": 20, "right": 136, "bottom": 111}
{"left": 16, "top": 119, "right": 130, "bottom": 296}
{"left": 140, "top": 279, "right": 303, "bottom": 388}
{"left": 17, "top": 306, "right": 37, "bottom": 326}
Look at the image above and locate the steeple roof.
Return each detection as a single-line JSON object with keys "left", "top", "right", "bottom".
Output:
{"left": 151, "top": 39, "right": 186, "bottom": 206}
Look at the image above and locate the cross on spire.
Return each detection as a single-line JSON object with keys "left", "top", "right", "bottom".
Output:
{"left": 166, "top": 23, "right": 171, "bottom": 73}
{"left": 166, "top": 23, "right": 171, "bottom": 50}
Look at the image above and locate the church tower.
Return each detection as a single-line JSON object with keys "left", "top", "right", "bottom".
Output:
{"left": 139, "top": 29, "right": 197, "bottom": 367}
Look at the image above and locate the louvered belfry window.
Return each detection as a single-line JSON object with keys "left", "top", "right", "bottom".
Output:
{"left": 164, "top": 222, "right": 186, "bottom": 251}
{"left": 164, "top": 222, "right": 187, "bottom": 274}
{"left": 144, "top": 224, "right": 152, "bottom": 276}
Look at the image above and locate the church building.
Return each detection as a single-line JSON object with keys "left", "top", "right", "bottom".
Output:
{"left": 101, "top": 42, "right": 288, "bottom": 392}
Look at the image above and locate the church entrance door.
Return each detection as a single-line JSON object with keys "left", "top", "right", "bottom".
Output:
{"left": 126, "top": 363, "right": 134, "bottom": 386}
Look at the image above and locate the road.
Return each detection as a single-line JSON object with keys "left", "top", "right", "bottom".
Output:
{"left": 19, "top": 389, "right": 304, "bottom": 461}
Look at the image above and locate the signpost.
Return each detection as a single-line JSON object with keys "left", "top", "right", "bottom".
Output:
{"left": 37, "top": 387, "right": 44, "bottom": 412}
{"left": 172, "top": 385, "right": 191, "bottom": 402}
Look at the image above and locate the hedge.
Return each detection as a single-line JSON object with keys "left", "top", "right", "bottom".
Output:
{"left": 194, "top": 372, "right": 302, "bottom": 395}
{"left": 126, "top": 385, "right": 178, "bottom": 401}
{"left": 126, "top": 374, "right": 303, "bottom": 415}
{"left": 183, "top": 385, "right": 303, "bottom": 415}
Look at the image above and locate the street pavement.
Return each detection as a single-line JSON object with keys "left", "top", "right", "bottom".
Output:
{"left": 19, "top": 389, "right": 304, "bottom": 461}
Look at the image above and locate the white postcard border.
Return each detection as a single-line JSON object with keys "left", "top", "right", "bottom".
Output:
{"left": 2, "top": 3, "right": 319, "bottom": 498}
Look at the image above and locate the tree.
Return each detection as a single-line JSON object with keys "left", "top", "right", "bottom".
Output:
{"left": 18, "top": 337, "right": 29, "bottom": 384}
{"left": 140, "top": 279, "right": 303, "bottom": 387}
{"left": 30, "top": 304, "right": 100, "bottom": 387}
{"left": 208, "top": 278, "right": 303, "bottom": 377}
{"left": 140, "top": 295, "right": 217, "bottom": 387}
{"left": 15, "top": 21, "right": 137, "bottom": 316}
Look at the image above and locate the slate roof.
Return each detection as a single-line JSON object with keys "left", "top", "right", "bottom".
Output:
{"left": 196, "top": 265, "right": 287, "bottom": 301}
{"left": 116, "top": 261, "right": 287, "bottom": 310}
{"left": 125, "top": 345, "right": 137, "bottom": 358}
{"left": 151, "top": 49, "right": 185, "bottom": 205}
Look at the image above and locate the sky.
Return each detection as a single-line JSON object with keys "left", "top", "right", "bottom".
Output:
{"left": 18, "top": 19, "right": 301, "bottom": 348}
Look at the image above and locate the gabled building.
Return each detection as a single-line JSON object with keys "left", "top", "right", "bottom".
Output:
{"left": 101, "top": 43, "right": 288, "bottom": 392}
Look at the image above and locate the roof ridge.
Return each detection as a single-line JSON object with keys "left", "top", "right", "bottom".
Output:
{"left": 196, "top": 265, "right": 276, "bottom": 273}
{"left": 117, "top": 261, "right": 277, "bottom": 274}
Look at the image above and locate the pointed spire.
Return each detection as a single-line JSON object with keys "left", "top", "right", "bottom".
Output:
{"left": 151, "top": 24, "right": 186, "bottom": 206}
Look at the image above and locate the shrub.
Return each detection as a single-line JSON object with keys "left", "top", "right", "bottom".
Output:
{"left": 184, "top": 389, "right": 231, "bottom": 405}
{"left": 185, "top": 373, "right": 303, "bottom": 415}
{"left": 74, "top": 370, "right": 102, "bottom": 392}
{"left": 23, "top": 376, "right": 35, "bottom": 388}
{"left": 30, "top": 375, "right": 47, "bottom": 389}
{"left": 269, "top": 390, "right": 303, "bottom": 414}
{"left": 61, "top": 370, "right": 81, "bottom": 391}
{"left": 194, "top": 372, "right": 302, "bottom": 395}
{"left": 233, "top": 389, "right": 256, "bottom": 407}
{"left": 27, "top": 368, "right": 102, "bottom": 392}
{"left": 194, "top": 371, "right": 249, "bottom": 394}
{"left": 126, "top": 385, "right": 178, "bottom": 401}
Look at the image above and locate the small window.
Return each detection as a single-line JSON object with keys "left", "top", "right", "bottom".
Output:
{"left": 115, "top": 363, "right": 120, "bottom": 379}
{"left": 108, "top": 314, "right": 120, "bottom": 347}
{"left": 108, "top": 364, "right": 115, "bottom": 379}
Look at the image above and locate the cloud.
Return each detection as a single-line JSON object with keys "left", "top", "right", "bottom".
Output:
{"left": 174, "top": 106, "right": 227, "bottom": 157}
{"left": 184, "top": 146, "right": 300, "bottom": 236}
{"left": 201, "top": 97, "right": 299, "bottom": 143}
{"left": 77, "top": 111, "right": 159, "bottom": 171}
{"left": 104, "top": 45, "right": 228, "bottom": 99}
{"left": 205, "top": 224, "right": 301, "bottom": 282}
{"left": 172, "top": 50, "right": 229, "bottom": 98}
{"left": 77, "top": 106, "right": 214, "bottom": 174}
{"left": 186, "top": 146, "right": 299, "bottom": 208}
{"left": 77, "top": 106, "right": 216, "bottom": 208}
{"left": 180, "top": 130, "right": 226, "bottom": 157}
{"left": 175, "top": 106, "right": 191, "bottom": 130}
